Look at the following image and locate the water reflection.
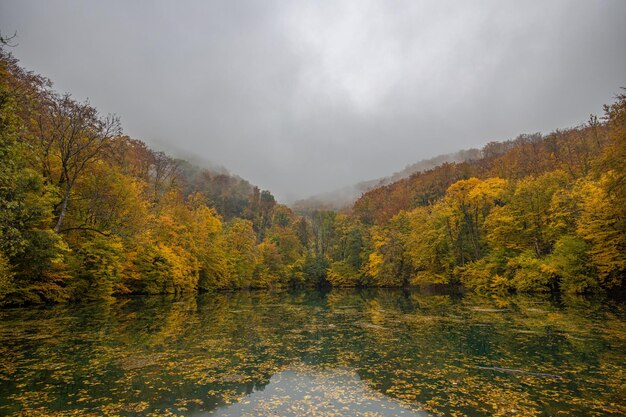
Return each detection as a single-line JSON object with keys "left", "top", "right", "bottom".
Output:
{"left": 0, "top": 289, "right": 624, "bottom": 416}
{"left": 208, "top": 366, "right": 428, "bottom": 417}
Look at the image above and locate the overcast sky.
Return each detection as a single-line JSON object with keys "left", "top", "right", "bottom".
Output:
{"left": 1, "top": 1, "right": 625, "bottom": 201}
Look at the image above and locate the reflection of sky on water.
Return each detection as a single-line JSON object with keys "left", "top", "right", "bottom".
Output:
{"left": 0, "top": 289, "right": 625, "bottom": 416}
{"left": 207, "top": 366, "right": 429, "bottom": 417}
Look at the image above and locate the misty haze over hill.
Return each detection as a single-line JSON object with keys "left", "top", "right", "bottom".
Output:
{"left": 292, "top": 147, "right": 482, "bottom": 212}
{"left": 1, "top": 0, "right": 625, "bottom": 201}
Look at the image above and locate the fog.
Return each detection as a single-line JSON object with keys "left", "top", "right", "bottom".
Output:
{"left": 1, "top": 0, "right": 625, "bottom": 202}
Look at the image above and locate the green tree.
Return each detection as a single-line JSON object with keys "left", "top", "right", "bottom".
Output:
{"left": 71, "top": 235, "right": 124, "bottom": 301}
{"left": 225, "top": 218, "right": 258, "bottom": 288}
{"left": 0, "top": 51, "right": 68, "bottom": 304}
{"left": 544, "top": 235, "right": 598, "bottom": 294}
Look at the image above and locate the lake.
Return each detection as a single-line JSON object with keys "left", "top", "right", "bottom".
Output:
{"left": 1, "top": 289, "right": 625, "bottom": 416}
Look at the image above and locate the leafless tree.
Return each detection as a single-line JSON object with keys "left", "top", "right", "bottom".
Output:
{"left": 0, "top": 31, "right": 18, "bottom": 47}
{"left": 150, "top": 151, "right": 179, "bottom": 203}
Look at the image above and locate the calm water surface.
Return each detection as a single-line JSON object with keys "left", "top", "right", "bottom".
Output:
{"left": 0, "top": 289, "right": 625, "bottom": 416}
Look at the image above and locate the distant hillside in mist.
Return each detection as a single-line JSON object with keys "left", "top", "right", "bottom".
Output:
{"left": 291, "top": 148, "right": 482, "bottom": 214}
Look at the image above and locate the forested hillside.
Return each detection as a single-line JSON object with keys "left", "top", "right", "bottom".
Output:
{"left": 0, "top": 50, "right": 312, "bottom": 305}
{"left": 1, "top": 48, "right": 624, "bottom": 305}
{"left": 301, "top": 99, "right": 625, "bottom": 294}
{"left": 349, "top": 99, "right": 626, "bottom": 293}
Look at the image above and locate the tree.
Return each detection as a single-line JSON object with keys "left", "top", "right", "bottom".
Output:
{"left": 486, "top": 171, "right": 567, "bottom": 258}
{"left": 0, "top": 52, "right": 67, "bottom": 303}
{"left": 404, "top": 204, "right": 455, "bottom": 284}
{"left": 254, "top": 241, "right": 284, "bottom": 288}
{"left": 362, "top": 212, "right": 412, "bottom": 287}
{"left": 444, "top": 177, "right": 507, "bottom": 264}
{"left": 62, "top": 160, "right": 150, "bottom": 237}
{"left": 35, "top": 94, "right": 121, "bottom": 232}
{"left": 544, "top": 235, "right": 598, "bottom": 294}
{"left": 150, "top": 151, "right": 179, "bottom": 204}
{"left": 311, "top": 210, "right": 336, "bottom": 256}
{"left": 225, "top": 218, "right": 258, "bottom": 288}
{"left": 71, "top": 235, "right": 123, "bottom": 301}
{"left": 326, "top": 260, "right": 360, "bottom": 287}
{"left": 576, "top": 176, "right": 626, "bottom": 287}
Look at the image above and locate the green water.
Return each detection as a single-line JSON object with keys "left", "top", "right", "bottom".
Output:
{"left": 0, "top": 289, "right": 625, "bottom": 416}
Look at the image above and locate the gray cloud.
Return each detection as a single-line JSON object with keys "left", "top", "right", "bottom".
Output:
{"left": 1, "top": 0, "right": 625, "bottom": 201}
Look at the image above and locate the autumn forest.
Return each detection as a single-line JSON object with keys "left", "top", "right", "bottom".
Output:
{"left": 0, "top": 48, "right": 625, "bottom": 307}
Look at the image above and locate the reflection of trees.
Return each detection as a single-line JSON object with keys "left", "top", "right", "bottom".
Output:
{"left": 0, "top": 289, "right": 624, "bottom": 416}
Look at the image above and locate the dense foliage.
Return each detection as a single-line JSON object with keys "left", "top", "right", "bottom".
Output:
{"left": 0, "top": 49, "right": 624, "bottom": 304}
{"left": 349, "top": 93, "right": 626, "bottom": 294}
{"left": 307, "top": 95, "right": 625, "bottom": 294}
{"left": 0, "top": 50, "right": 309, "bottom": 305}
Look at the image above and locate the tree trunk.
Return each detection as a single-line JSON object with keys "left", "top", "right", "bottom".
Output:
{"left": 54, "top": 183, "right": 71, "bottom": 233}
